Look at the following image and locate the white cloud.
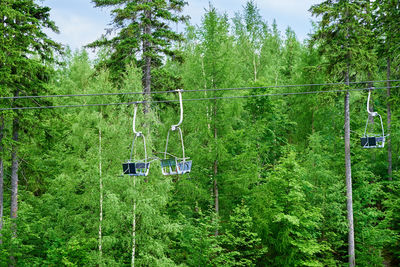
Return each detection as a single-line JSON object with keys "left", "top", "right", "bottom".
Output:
{"left": 42, "top": 0, "right": 323, "bottom": 51}
{"left": 257, "top": 0, "right": 322, "bottom": 16}
{"left": 185, "top": 0, "right": 323, "bottom": 41}
{"left": 45, "top": 8, "right": 109, "bottom": 51}
{"left": 42, "top": 0, "right": 112, "bottom": 54}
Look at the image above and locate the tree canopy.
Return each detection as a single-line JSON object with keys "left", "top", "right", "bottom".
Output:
{"left": 0, "top": 0, "right": 400, "bottom": 266}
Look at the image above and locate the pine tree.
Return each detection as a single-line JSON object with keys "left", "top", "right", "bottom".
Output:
{"left": 281, "top": 27, "right": 301, "bottom": 83}
{"left": 217, "top": 201, "right": 266, "bottom": 266}
{"left": 87, "top": 0, "right": 188, "bottom": 112}
{"left": 0, "top": 114, "right": 4, "bottom": 243}
{"left": 0, "top": 1, "right": 61, "bottom": 256}
{"left": 310, "top": 1, "right": 378, "bottom": 265}
{"left": 259, "top": 20, "right": 282, "bottom": 85}
{"left": 374, "top": 0, "right": 400, "bottom": 180}
{"left": 250, "top": 151, "right": 324, "bottom": 266}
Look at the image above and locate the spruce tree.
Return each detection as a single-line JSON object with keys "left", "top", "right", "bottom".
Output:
{"left": 0, "top": 114, "right": 3, "bottom": 242}
{"left": 310, "top": 1, "right": 377, "bottom": 265}
{"left": 374, "top": 0, "right": 400, "bottom": 180}
{"left": 217, "top": 201, "right": 266, "bottom": 266}
{"left": 87, "top": 0, "right": 188, "bottom": 112}
{"left": 0, "top": 0, "right": 61, "bottom": 247}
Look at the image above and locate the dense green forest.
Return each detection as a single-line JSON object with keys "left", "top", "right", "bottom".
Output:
{"left": 1, "top": 0, "right": 400, "bottom": 266}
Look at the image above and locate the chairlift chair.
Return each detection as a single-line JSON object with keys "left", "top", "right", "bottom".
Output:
{"left": 161, "top": 89, "right": 192, "bottom": 175}
{"left": 360, "top": 88, "right": 386, "bottom": 148}
{"left": 122, "top": 104, "right": 150, "bottom": 176}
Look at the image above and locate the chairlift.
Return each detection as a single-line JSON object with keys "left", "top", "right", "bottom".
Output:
{"left": 360, "top": 88, "right": 386, "bottom": 148}
{"left": 122, "top": 104, "right": 150, "bottom": 176}
{"left": 161, "top": 89, "right": 192, "bottom": 175}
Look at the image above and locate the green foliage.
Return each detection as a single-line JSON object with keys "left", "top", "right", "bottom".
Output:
{"left": 232, "top": 0, "right": 267, "bottom": 84}
{"left": 251, "top": 151, "right": 325, "bottom": 266}
{"left": 216, "top": 201, "right": 266, "bottom": 266}
{"left": 0, "top": 0, "right": 61, "bottom": 94}
{"left": 87, "top": 0, "right": 187, "bottom": 84}
{"left": 310, "top": 0, "right": 377, "bottom": 78}
{"left": 1, "top": 1, "right": 400, "bottom": 266}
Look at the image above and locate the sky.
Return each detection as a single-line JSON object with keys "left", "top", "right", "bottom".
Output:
{"left": 41, "top": 0, "right": 323, "bottom": 52}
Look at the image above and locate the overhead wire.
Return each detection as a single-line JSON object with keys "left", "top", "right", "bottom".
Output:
{"left": 0, "top": 79, "right": 399, "bottom": 100}
{"left": 0, "top": 85, "right": 399, "bottom": 111}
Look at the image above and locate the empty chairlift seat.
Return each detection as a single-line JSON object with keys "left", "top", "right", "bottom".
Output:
{"left": 160, "top": 89, "right": 192, "bottom": 176}
{"left": 122, "top": 104, "right": 150, "bottom": 176}
{"left": 360, "top": 88, "right": 386, "bottom": 149}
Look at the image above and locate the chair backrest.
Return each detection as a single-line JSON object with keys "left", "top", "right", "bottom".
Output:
{"left": 361, "top": 137, "right": 377, "bottom": 148}
{"left": 123, "top": 162, "right": 136, "bottom": 175}
{"left": 161, "top": 158, "right": 179, "bottom": 175}
{"left": 178, "top": 160, "right": 192, "bottom": 174}
{"left": 122, "top": 162, "right": 150, "bottom": 176}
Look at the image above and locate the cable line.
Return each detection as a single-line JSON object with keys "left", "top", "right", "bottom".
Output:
{"left": 1, "top": 85, "right": 398, "bottom": 111}
{"left": 1, "top": 80, "right": 399, "bottom": 100}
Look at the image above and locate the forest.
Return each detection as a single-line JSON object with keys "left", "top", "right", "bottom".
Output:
{"left": 0, "top": 0, "right": 400, "bottom": 266}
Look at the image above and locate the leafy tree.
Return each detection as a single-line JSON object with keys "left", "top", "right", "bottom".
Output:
{"left": 179, "top": 4, "right": 239, "bottom": 231}
{"left": 251, "top": 151, "right": 324, "bottom": 266}
{"left": 281, "top": 27, "right": 301, "bottom": 83}
{"left": 259, "top": 20, "right": 282, "bottom": 85}
{"left": 232, "top": 0, "right": 267, "bottom": 84}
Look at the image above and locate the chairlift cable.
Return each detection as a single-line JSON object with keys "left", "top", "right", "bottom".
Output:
{"left": 1, "top": 80, "right": 399, "bottom": 100}
{"left": 1, "top": 85, "right": 400, "bottom": 111}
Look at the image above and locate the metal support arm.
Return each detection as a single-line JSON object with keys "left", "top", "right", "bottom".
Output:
{"left": 171, "top": 89, "right": 183, "bottom": 131}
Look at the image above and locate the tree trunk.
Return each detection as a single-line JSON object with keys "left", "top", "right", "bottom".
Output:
{"left": 213, "top": 167, "right": 218, "bottom": 236}
{"left": 345, "top": 68, "right": 355, "bottom": 267}
{"left": 311, "top": 109, "right": 315, "bottom": 134}
{"left": 0, "top": 114, "right": 4, "bottom": 244}
{"left": 143, "top": 0, "right": 152, "bottom": 114}
{"left": 98, "top": 120, "right": 103, "bottom": 264}
{"left": 131, "top": 175, "right": 136, "bottom": 267}
{"left": 213, "top": 98, "right": 219, "bottom": 236}
{"left": 10, "top": 116, "right": 19, "bottom": 220}
{"left": 253, "top": 54, "right": 257, "bottom": 82}
{"left": 387, "top": 57, "right": 392, "bottom": 180}
{"left": 10, "top": 113, "right": 19, "bottom": 266}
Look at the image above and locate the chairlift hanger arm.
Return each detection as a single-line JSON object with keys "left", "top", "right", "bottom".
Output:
{"left": 132, "top": 104, "right": 142, "bottom": 137}
{"left": 367, "top": 88, "right": 378, "bottom": 117}
{"left": 124, "top": 104, "right": 149, "bottom": 176}
{"left": 171, "top": 89, "right": 183, "bottom": 131}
